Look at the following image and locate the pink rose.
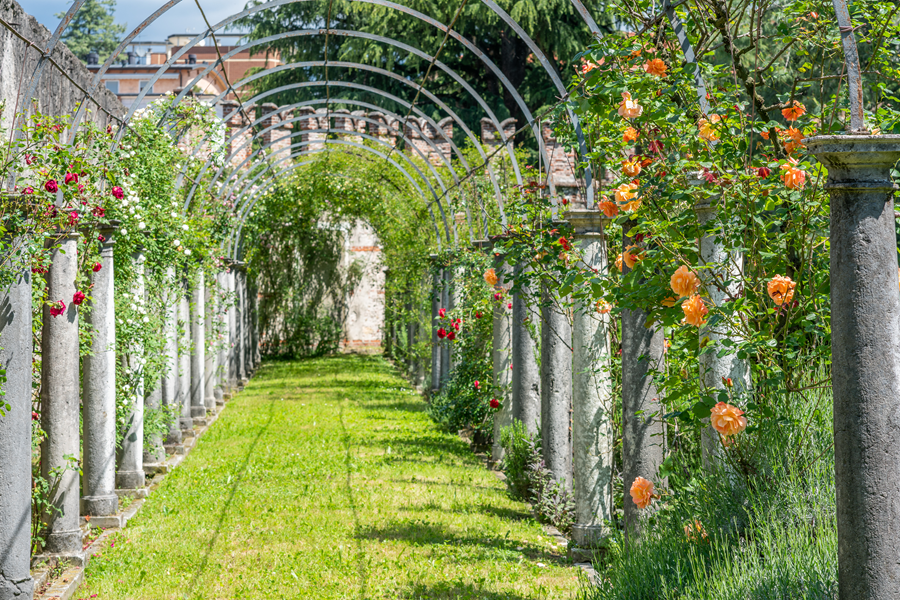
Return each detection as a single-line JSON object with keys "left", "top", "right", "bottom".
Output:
{"left": 22, "top": 187, "right": 34, "bottom": 195}
{"left": 67, "top": 212, "right": 79, "bottom": 226}
{"left": 45, "top": 180, "right": 58, "bottom": 194}
{"left": 111, "top": 186, "right": 124, "bottom": 199}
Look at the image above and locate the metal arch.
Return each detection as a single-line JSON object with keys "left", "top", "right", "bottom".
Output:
{"left": 68, "top": 0, "right": 184, "bottom": 143}
{"left": 229, "top": 140, "right": 445, "bottom": 257}
{"left": 219, "top": 126, "right": 455, "bottom": 240}
{"left": 190, "top": 63, "right": 510, "bottom": 226}
{"left": 181, "top": 80, "right": 506, "bottom": 229}
{"left": 184, "top": 97, "right": 486, "bottom": 241}
{"left": 164, "top": 29, "right": 524, "bottom": 189}
{"left": 229, "top": 136, "right": 449, "bottom": 246}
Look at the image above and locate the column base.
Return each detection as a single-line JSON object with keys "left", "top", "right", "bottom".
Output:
{"left": 571, "top": 524, "right": 611, "bottom": 550}
{"left": 42, "top": 529, "right": 83, "bottom": 555}
{"left": 190, "top": 406, "right": 207, "bottom": 418}
{"left": 81, "top": 494, "right": 119, "bottom": 517}
{"left": 164, "top": 429, "right": 182, "bottom": 445}
{"left": 179, "top": 416, "right": 194, "bottom": 431}
{"left": 213, "top": 386, "right": 224, "bottom": 402}
{"left": 115, "top": 470, "right": 145, "bottom": 490}
{"left": 143, "top": 444, "right": 166, "bottom": 464}
{"left": 0, "top": 575, "right": 34, "bottom": 599}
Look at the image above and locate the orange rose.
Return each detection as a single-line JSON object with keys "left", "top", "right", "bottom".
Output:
{"left": 670, "top": 265, "right": 700, "bottom": 298}
{"left": 780, "top": 159, "right": 806, "bottom": 190}
{"left": 484, "top": 268, "right": 498, "bottom": 287}
{"left": 623, "top": 245, "right": 643, "bottom": 269}
{"left": 644, "top": 58, "right": 667, "bottom": 77}
{"left": 711, "top": 402, "right": 747, "bottom": 437}
{"left": 618, "top": 92, "right": 643, "bottom": 119}
{"left": 786, "top": 127, "right": 804, "bottom": 144}
{"left": 767, "top": 274, "right": 796, "bottom": 305}
{"left": 615, "top": 182, "right": 641, "bottom": 211}
{"left": 615, "top": 253, "right": 623, "bottom": 272}
{"left": 782, "top": 100, "right": 806, "bottom": 121}
{"left": 698, "top": 115, "right": 722, "bottom": 142}
{"left": 760, "top": 129, "right": 770, "bottom": 140}
{"left": 622, "top": 159, "right": 642, "bottom": 178}
{"left": 661, "top": 297, "right": 678, "bottom": 307}
{"left": 579, "top": 61, "right": 598, "bottom": 74}
{"left": 681, "top": 294, "right": 708, "bottom": 327}
{"left": 623, "top": 126, "right": 639, "bottom": 143}
{"left": 596, "top": 299, "right": 612, "bottom": 314}
{"left": 630, "top": 476, "right": 655, "bottom": 509}
{"left": 599, "top": 198, "right": 619, "bottom": 218}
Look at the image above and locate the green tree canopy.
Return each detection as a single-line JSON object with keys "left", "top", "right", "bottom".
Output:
{"left": 234, "top": 0, "right": 612, "bottom": 146}
{"left": 56, "top": 0, "right": 126, "bottom": 62}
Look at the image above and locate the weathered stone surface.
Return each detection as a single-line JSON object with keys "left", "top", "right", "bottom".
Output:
{"left": 162, "top": 267, "right": 181, "bottom": 446}
{"left": 190, "top": 273, "right": 206, "bottom": 419}
{"left": 540, "top": 285, "right": 572, "bottom": 489}
{"left": 116, "top": 248, "right": 145, "bottom": 491}
{"left": 491, "top": 254, "right": 513, "bottom": 463}
{"left": 808, "top": 135, "right": 900, "bottom": 600}
{"left": 0, "top": 243, "right": 34, "bottom": 599}
{"left": 512, "top": 261, "right": 540, "bottom": 436}
{"left": 430, "top": 258, "right": 441, "bottom": 392}
{"left": 82, "top": 225, "right": 119, "bottom": 515}
{"left": 41, "top": 233, "right": 82, "bottom": 554}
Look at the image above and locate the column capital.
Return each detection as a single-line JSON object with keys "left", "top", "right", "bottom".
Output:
{"left": 806, "top": 135, "right": 900, "bottom": 190}
{"left": 563, "top": 209, "right": 609, "bottom": 237}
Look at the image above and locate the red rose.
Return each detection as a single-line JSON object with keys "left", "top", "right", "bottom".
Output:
{"left": 437, "top": 328, "right": 447, "bottom": 339}
{"left": 72, "top": 291, "right": 86, "bottom": 305}
{"left": 438, "top": 308, "right": 446, "bottom": 318}
{"left": 49, "top": 300, "right": 66, "bottom": 317}
{"left": 507, "top": 303, "right": 512, "bottom": 309}
{"left": 757, "top": 166, "right": 771, "bottom": 178}
{"left": 111, "top": 186, "right": 124, "bottom": 199}
{"left": 92, "top": 206, "right": 105, "bottom": 217}
{"left": 93, "top": 263, "right": 102, "bottom": 272}
{"left": 25, "top": 154, "right": 34, "bottom": 165}
{"left": 22, "top": 187, "right": 33, "bottom": 195}
{"left": 494, "top": 292, "right": 503, "bottom": 301}
{"left": 31, "top": 411, "right": 39, "bottom": 421}
{"left": 64, "top": 173, "right": 78, "bottom": 185}
{"left": 475, "top": 312, "right": 482, "bottom": 319}
{"left": 490, "top": 398, "right": 500, "bottom": 409}
{"left": 45, "top": 180, "right": 58, "bottom": 193}
{"left": 446, "top": 330, "right": 456, "bottom": 340}
{"left": 474, "top": 380, "right": 480, "bottom": 389}
{"left": 67, "top": 212, "right": 79, "bottom": 225}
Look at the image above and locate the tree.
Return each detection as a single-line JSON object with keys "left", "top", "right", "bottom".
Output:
{"left": 56, "top": 0, "right": 126, "bottom": 62}
{"left": 234, "top": 0, "right": 613, "bottom": 147}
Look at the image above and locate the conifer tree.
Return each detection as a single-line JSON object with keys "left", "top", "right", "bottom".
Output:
{"left": 56, "top": 0, "right": 126, "bottom": 62}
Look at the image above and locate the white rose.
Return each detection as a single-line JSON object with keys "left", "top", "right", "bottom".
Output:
{"left": 120, "top": 228, "right": 127, "bottom": 235}
{"left": 143, "top": 316, "right": 149, "bottom": 323}
{"left": 138, "top": 222, "right": 146, "bottom": 230}
{"left": 185, "top": 249, "right": 192, "bottom": 255}
{"left": 171, "top": 212, "right": 178, "bottom": 218}
{"left": 174, "top": 239, "right": 180, "bottom": 245}
{"left": 182, "top": 224, "right": 188, "bottom": 231}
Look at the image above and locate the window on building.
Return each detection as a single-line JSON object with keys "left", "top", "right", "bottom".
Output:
{"left": 104, "top": 80, "right": 119, "bottom": 94}
{"left": 139, "top": 80, "right": 152, "bottom": 93}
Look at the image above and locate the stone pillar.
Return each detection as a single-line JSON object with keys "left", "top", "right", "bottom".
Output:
{"left": 512, "top": 261, "right": 541, "bottom": 436}
{"left": 178, "top": 283, "right": 192, "bottom": 433}
{"left": 250, "top": 277, "right": 260, "bottom": 370}
{"left": 807, "top": 135, "right": 900, "bottom": 600}
{"left": 449, "top": 265, "right": 463, "bottom": 370}
{"left": 405, "top": 299, "right": 416, "bottom": 375}
{"left": 204, "top": 278, "right": 217, "bottom": 414}
{"left": 243, "top": 272, "right": 253, "bottom": 377}
{"left": 491, "top": 252, "right": 513, "bottom": 463}
{"left": 235, "top": 266, "right": 247, "bottom": 385}
{"left": 540, "top": 283, "right": 572, "bottom": 488}
{"left": 430, "top": 258, "right": 441, "bottom": 392}
{"left": 215, "top": 271, "right": 228, "bottom": 402}
{"left": 82, "top": 224, "right": 119, "bottom": 515}
{"left": 621, "top": 221, "right": 665, "bottom": 533}
{"left": 41, "top": 231, "right": 82, "bottom": 554}
{"left": 692, "top": 178, "right": 751, "bottom": 468}
{"left": 440, "top": 267, "right": 451, "bottom": 385}
{"left": 226, "top": 269, "right": 237, "bottom": 390}
{"left": 116, "top": 247, "right": 146, "bottom": 491}
{"left": 190, "top": 272, "right": 206, "bottom": 421}
{"left": 0, "top": 243, "right": 34, "bottom": 597}
{"left": 568, "top": 211, "right": 614, "bottom": 549}
{"left": 162, "top": 267, "right": 182, "bottom": 447}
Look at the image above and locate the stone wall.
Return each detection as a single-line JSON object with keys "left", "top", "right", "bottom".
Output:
{"left": 341, "top": 221, "right": 385, "bottom": 352}
{"left": 0, "top": 0, "right": 124, "bottom": 130}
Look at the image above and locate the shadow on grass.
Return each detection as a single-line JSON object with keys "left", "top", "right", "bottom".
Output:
{"left": 183, "top": 397, "right": 276, "bottom": 599}
{"left": 395, "top": 582, "right": 541, "bottom": 600}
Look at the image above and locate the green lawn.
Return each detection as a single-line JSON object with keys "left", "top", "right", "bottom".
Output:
{"left": 80, "top": 354, "right": 585, "bottom": 599}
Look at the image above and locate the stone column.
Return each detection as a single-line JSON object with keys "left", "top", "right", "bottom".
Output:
{"left": 541, "top": 284, "right": 572, "bottom": 488}
{"left": 178, "top": 283, "right": 192, "bottom": 433}
{"left": 440, "top": 267, "right": 451, "bottom": 385}
{"left": 449, "top": 265, "right": 463, "bottom": 370}
{"left": 692, "top": 178, "right": 751, "bottom": 468}
{"left": 190, "top": 272, "right": 206, "bottom": 422}
{"left": 116, "top": 247, "right": 146, "bottom": 490}
{"left": 0, "top": 242, "right": 34, "bottom": 597}
{"left": 215, "top": 271, "right": 228, "bottom": 403}
{"left": 568, "top": 211, "right": 614, "bottom": 549}
{"left": 243, "top": 272, "right": 253, "bottom": 377}
{"left": 41, "top": 231, "right": 82, "bottom": 554}
{"left": 162, "top": 267, "right": 182, "bottom": 447}
{"left": 226, "top": 269, "right": 237, "bottom": 390}
{"left": 250, "top": 277, "right": 261, "bottom": 370}
{"left": 204, "top": 277, "right": 217, "bottom": 414}
{"left": 807, "top": 135, "right": 900, "bottom": 600}
{"left": 512, "top": 260, "right": 541, "bottom": 436}
{"left": 235, "top": 265, "right": 247, "bottom": 385}
{"left": 83, "top": 224, "right": 119, "bottom": 515}
{"left": 491, "top": 252, "right": 513, "bottom": 463}
{"left": 621, "top": 221, "right": 666, "bottom": 533}
{"left": 430, "top": 258, "right": 441, "bottom": 392}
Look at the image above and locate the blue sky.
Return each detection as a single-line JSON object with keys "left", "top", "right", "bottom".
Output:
{"left": 20, "top": 0, "right": 251, "bottom": 43}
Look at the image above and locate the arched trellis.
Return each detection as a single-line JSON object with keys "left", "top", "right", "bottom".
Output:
{"left": 227, "top": 140, "right": 449, "bottom": 257}
{"left": 219, "top": 124, "right": 462, "bottom": 243}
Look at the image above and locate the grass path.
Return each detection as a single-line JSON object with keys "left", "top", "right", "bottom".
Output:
{"left": 81, "top": 355, "right": 585, "bottom": 599}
